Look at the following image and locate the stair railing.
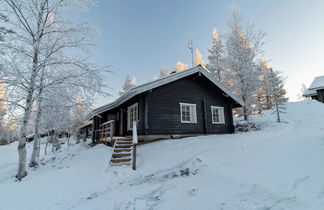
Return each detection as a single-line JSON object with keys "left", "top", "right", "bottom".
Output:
{"left": 99, "top": 120, "right": 114, "bottom": 144}
{"left": 132, "top": 121, "right": 138, "bottom": 170}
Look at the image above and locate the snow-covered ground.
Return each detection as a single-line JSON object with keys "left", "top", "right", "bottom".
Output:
{"left": 1, "top": 100, "right": 324, "bottom": 210}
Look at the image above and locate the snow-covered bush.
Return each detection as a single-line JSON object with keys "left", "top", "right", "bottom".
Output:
{"left": 235, "top": 120, "right": 261, "bottom": 132}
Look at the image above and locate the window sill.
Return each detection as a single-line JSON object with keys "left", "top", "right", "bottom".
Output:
{"left": 212, "top": 122, "right": 225, "bottom": 124}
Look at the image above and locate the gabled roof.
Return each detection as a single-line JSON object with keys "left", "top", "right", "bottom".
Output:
{"left": 87, "top": 65, "right": 244, "bottom": 120}
{"left": 303, "top": 75, "right": 324, "bottom": 97}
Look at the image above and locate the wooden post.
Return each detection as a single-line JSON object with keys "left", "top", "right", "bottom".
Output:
{"left": 110, "top": 121, "right": 114, "bottom": 142}
{"left": 132, "top": 144, "right": 136, "bottom": 170}
{"left": 132, "top": 121, "right": 138, "bottom": 170}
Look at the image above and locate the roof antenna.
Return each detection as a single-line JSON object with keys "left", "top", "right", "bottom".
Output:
{"left": 188, "top": 40, "right": 194, "bottom": 67}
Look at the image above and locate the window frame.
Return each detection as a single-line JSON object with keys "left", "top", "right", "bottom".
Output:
{"left": 180, "top": 103, "right": 197, "bottom": 124}
{"left": 127, "top": 103, "right": 138, "bottom": 131}
{"left": 211, "top": 106, "right": 225, "bottom": 124}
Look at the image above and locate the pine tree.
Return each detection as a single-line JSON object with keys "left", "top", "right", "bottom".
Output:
{"left": 194, "top": 48, "right": 206, "bottom": 69}
{"left": 256, "top": 60, "right": 274, "bottom": 111}
{"left": 207, "top": 28, "right": 225, "bottom": 81}
{"left": 269, "top": 69, "right": 288, "bottom": 122}
{"left": 119, "top": 75, "right": 136, "bottom": 95}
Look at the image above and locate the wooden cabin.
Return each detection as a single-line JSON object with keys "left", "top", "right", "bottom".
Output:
{"left": 303, "top": 76, "right": 324, "bottom": 102}
{"left": 86, "top": 65, "right": 244, "bottom": 144}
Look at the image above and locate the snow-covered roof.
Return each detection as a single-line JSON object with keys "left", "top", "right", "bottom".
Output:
{"left": 87, "top": 65, "right": 244, "bottom": 120}
{"left": 303, "top": 76, "right": 324, "bottom": 96}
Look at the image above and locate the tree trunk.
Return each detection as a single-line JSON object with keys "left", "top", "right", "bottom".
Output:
{"left": 266, "top": 94, "right": 272, "bottom": 110}
{"left": 67, "top": 128, "right": 70, "bottom": 147}
{"left": 45, "top": 133, "right": 49, "bottom": 155}
{"left": 274, "top": 96, "right": 281, "bottom": 123}
{"left": 16, "top": 46, "right": 39, "bottom": 179}
{"left": 29, "top": 88, "right": 43, "bottom": 167}
{"left": 52, "top": 130, "right": 60, "bottom": 151}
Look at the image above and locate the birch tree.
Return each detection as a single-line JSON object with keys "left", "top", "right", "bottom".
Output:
{"left": 1, "top": 0, "right": 109, "bottom": 179}
{"left": 225, "top": 9, "right": 264, "bottom": 123}
{"left": 0, "top": 13, "right": 14, "bottom": 42}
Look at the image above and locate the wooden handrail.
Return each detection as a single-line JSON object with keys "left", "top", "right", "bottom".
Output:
{"left": 98, "top": 120, "right": 114, "bottom": 143}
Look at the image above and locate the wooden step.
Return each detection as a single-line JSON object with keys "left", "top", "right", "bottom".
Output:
{"left": 112, "top": 153, "right": 131, "bottom": 158}
{"left": 111, "top": 158, "right": 132, "bottom": 163}
{"left": 114, "top": 149, "right": 131, "bottom": 153}
{"left": 115, "top": 138, "right": 132, "bottom": 141}
{"left": 115, "top": 145, "right": 132, "bottom": 148}
{"left": 116, "top": 141, "right": 132, "bottom": 145}
{"left": 110, "top": 162, "right": 131, "bottom": 166}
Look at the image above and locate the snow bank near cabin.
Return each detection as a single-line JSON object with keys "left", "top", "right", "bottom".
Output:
{"left": 0, "top": 100, "right": 324, "bottom": 210}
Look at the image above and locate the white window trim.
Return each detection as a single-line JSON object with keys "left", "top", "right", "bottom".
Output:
{"left": 127, "top": 103, "right": 138, "bottom": 131}
{"left": 180, "top": 103, "right": 197, "bottom": 123}
{"left": 211, "top": 106, "right": 225, "bottom": 124}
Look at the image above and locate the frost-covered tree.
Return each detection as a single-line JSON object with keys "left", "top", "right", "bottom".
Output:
{"left": 0, "top": 14, "right": 14, "bottom": 42}
{"left": 297, "top": 83, "right": 309, "bottom": 101}
{"left": 225, "top": 9, "right": 264, "bottom": 123}
{"left": 0, "top": 81, "right": 6, "bottom": 125}
{"left": 207, "top": 28, "right": 225, "bottom": 81}
{"left": 0, "top": 80, "right": 7, "bottom": 143}
{"left": 1, "top": 0, "right": 109, "bottom": 179}
{"left": 119, "top": 75, "right": 136, "bottom": 95}
{"left": 40, "top": 87, "right": 71, "bottom": 152}
{"left": 160, "top": 66, "right": 168, "bottom": 77}
{"left": 256, "top": 60, "right": 273, "bottom": 111}
{"left": 269, "top": 69, "right": 287, "bottom": 122}
{"left": 172, "top": 61, "right": 189, "bottom": 73}
{"left": 148, "top": 76, "right": 157, "bottom": 82}
{"left": 194, "top": 48, "right": 206, "bottom": 69}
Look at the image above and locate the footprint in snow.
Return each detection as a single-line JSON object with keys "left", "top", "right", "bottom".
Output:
{"left": 187, "top": 188, "right": 198, "bottom": 196}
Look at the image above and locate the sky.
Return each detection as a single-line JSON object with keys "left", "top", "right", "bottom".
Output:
{"left": 75, "top": 0, "right": 324, "bottom": 107}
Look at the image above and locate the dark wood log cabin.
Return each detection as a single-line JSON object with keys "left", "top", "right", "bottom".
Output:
{"left": 86, "top": 65, "right": 244, "bottom": 143}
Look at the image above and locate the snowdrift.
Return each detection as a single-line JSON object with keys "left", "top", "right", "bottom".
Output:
{"left": 0, "top": 100, "right": 324, "bottom": 210}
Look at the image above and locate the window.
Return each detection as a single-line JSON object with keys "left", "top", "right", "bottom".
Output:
{"left": 127, "top": 103, "right": 138, "bottom": 130}
{"left": 211, "top": 106, "right": 225, "bottom": 124}
{"left": 180, "top": 103, "right": 197, "bottom": 123}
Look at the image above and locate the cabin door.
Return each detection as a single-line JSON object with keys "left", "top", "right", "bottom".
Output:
{"left": 114, "top": 110, "right": 123, "bottom": 136}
